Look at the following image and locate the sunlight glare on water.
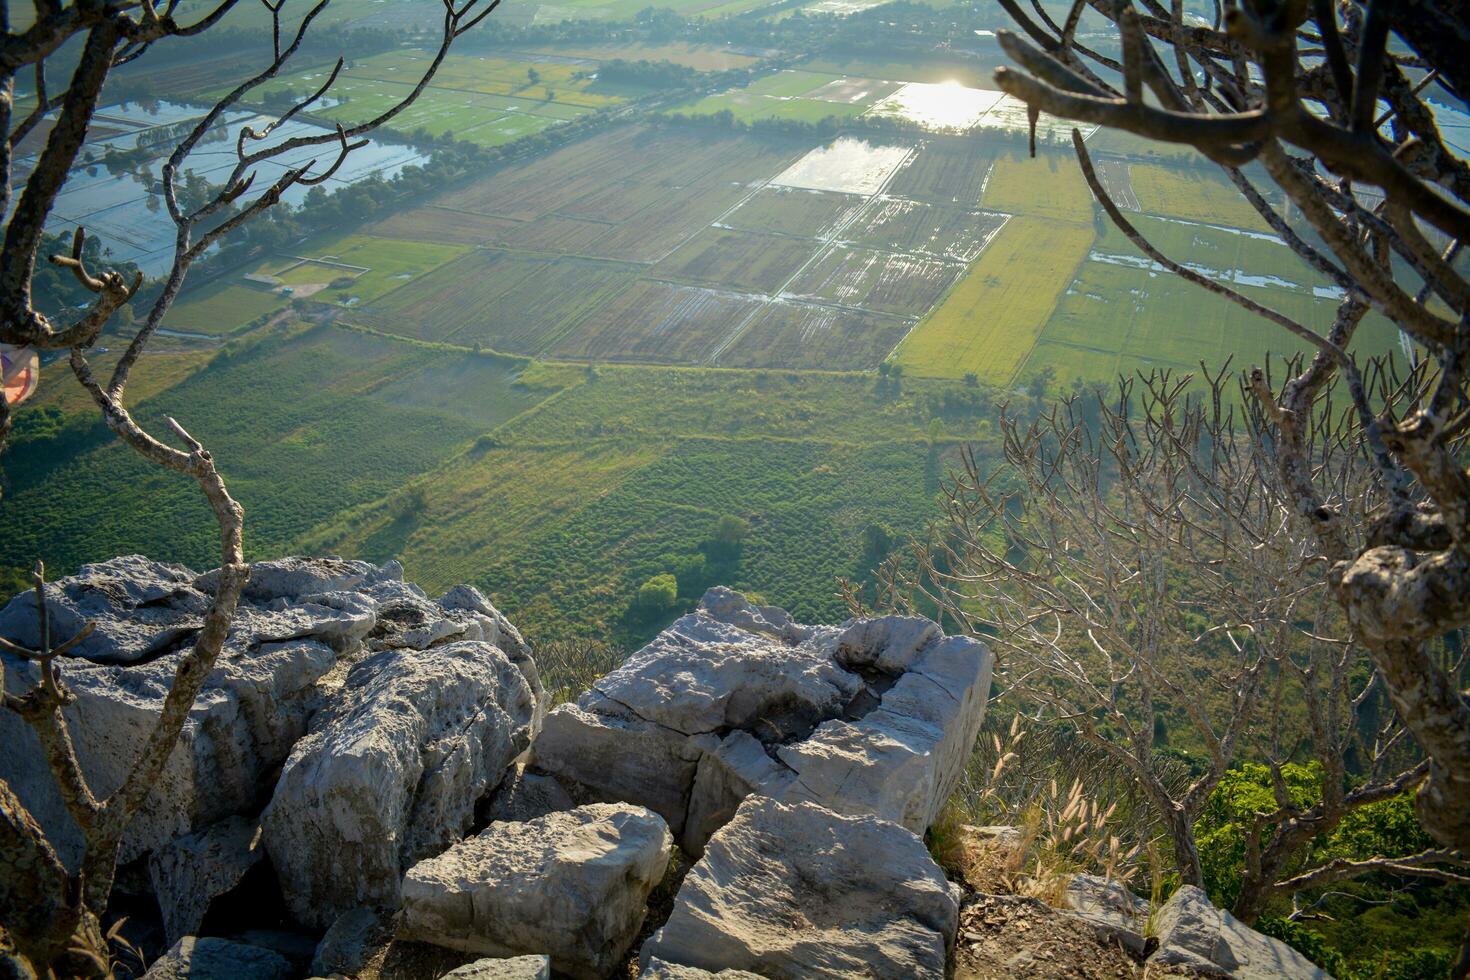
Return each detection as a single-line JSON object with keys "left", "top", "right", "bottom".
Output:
{"left": 866, "top": 80, "right": 1005, "bottom": 131}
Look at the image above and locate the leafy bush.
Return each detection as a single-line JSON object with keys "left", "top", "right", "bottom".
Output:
{"left": 637, "top": 573, "right": 679, "bottom": 612}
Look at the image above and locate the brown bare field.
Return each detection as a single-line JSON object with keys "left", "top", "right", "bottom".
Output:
{"left": 884, "top": 138, "right": 995, "bottom": 205}
{"left": 721, "top": 186, "right": 867, "bottom": 239}
{"left": 653, "top": 227, "right": 821, "bottom": 294}
{"left": 587, "top": 183, "right": 751, "bottom": 262}
{"left": 553, "top": 279, "right": 764, "bottom": 363}
{"left": 366, "top": 207, "right": 521, "bottom": 246}
{"left": 719, "top": 301, "right": 911, "bottom": 370}
{"left": 357, "top": 250, "right": 636, "bottom": 354}
{"left": 786, "top": 245, "right": 962, "bottom": 315}
{"left": 436, "top": 125, "right": 804, "bottom": 222}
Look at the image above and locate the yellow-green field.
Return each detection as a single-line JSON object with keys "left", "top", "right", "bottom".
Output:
{"left": 525, "top": 42, "right": 763, "bottom": 71}
{"left": 894, "top": 216, "right": 1095, "bottom": 382}
{"left": 982, "top": 149, "right": 1095, "bottom": 223}
{"left": 163, "top": 280, "right": 287, "bottom": 335}
{"left": 1128, "top": 163, "right": 1275, "bottom": 232}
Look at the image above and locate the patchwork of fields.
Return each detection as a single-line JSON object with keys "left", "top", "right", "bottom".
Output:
{"left": 666, "top": 64, "right": 1091, "bottom": 139}
{"left": 19, "top": 37, "right": 1420, "bottom": 655}
{"left": 160, "top": 116, "right": 1388, "bottom": 388}
{"left": 343, "top": 125, "right": 1008, "bottom": 370}
{"left": 224, "top": 49, "right": 649, "bottom": 148}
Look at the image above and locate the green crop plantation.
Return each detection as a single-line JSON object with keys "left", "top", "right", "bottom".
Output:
{"left": 163, "top": 281, "right": 289, "bottom": 336}
{"left": 2, "top": 324, "right": 551, "bottom": 573}
{"left": 300, "top": 361, "right": 998, "bottom": 643}
{"left": 981, "top": 149, "right": 1096, "bottom": 223}
{"left": 895, "top": 217, "right": 1094, "bottom": 381}
{"left": 1128, "top": 162, "right": 1276, "bottom": 232}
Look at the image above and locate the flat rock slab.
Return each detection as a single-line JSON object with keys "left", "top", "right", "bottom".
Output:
{"left": 531, "top": 589, "right": 991, "bottom": 853}
{"left": 641, "top": 797, "right": 960, "bottom": 979}
{"left": 642, "top": 959, "right": 764, "bottom": 979}
{"left": 263, "top": 640, "right": 538, "bottom": 928}
{"left": 311, "top": 908, "right": 394, "bottom": 977}
{"left": 1061, "top": 873, "right": 1151, "bottom": 957}
{"left": 442, "top": 955, "right": 552, "bottom": 979}
{"left": 1148, "top": 885, "right": 1333, "bottom": 979}
{"left": 400, "top": 803, "right": 671, "bottom": 980}
{"left": 142, "top": 937, "right": 294, "bottom": 979}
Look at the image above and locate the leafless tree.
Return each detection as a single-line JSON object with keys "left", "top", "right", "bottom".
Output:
{"left": 0, "top": 1, "right": 495, "bottom": 973}
{"left": 990, "top": 0, "right": 1470, "bottom": 864}
{"left": 878, "top": 371, "right": 1470, "bottom": 927}
{"left": 870, "top": 371, "right": 1470, "bottom": 940}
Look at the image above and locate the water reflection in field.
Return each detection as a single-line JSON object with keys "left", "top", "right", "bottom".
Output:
{"left": 771, "top": 137, "right": 913, "bottom": 195}
{"left": 10, "top": 100, "right": 428, "bottom": 275}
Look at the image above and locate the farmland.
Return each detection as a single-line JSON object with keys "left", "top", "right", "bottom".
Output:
{"left": 1127, "top": 162, "right": 1277, "bottom": 232}
{"left": 332, "top": 124, "right": 1027, "bottom": 371}
{"left": 299, "top": 360, "right": 999, "bottom": 643}
{"left": 2, "top": 324, "right": 551, "bottom": 573}
{"left": 981, "top": 148, "right": 1096, "bottom": 222}
{"left": 15, "top": 30, "right": 1413, "bottom": 662}
{"left": 894, "top": 216, "right": 1094, "bottom": 382}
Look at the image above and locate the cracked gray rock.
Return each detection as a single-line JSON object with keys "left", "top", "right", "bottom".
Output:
{"left": 1147, "top": 885, "right": 1333, "bottom": 978}
{"left": 640, "top": 797, "right": 960, "bottom": 979}
{"left": 0, "top": 556, "right": 543, "bottom": 881}
{"left": 148, "top": 816, "right": 265, "bottom": 945}
{"left": 399, "top": 803, "right": 671, "bottom": 980}
{"left": 262, "top": 640, "right": 539, "bottom": 928}
{"left": 529, "top": 589, "right": 991, "bottom": 853}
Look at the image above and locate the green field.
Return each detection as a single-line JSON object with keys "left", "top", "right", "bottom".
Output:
{"left": 299, "top": 361, "right": 999, "bottom": 643}
{"left": 1128, "top": 162, "right": 1276, "bottom": 232}
{"left": 895, "top": 216, "right": 1095, "bottom": 382}
{"left": 163, "top": 280, "right": 289, "bottom": 336}
{"left": 0, "top": 323, "right": 552, "bottom": 572}
{"left": 665, "top": 68, "right": 887, "bottom": 125}
{"left": 982, "top": 148, "right": 1096, "bottom": 223}
{"left": 1016, "top": 258, "right": 1403, "bottom": 388}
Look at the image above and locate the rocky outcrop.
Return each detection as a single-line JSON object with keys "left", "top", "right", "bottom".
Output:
{"left": 531, "top": 589, "right": 992, "bottom": 853}
{"left": 480, "top": 764, "right": 577, "bottom": 824}
{"left": 641, "top": 959, "right": 764, "bottom": 979}
{"left": 262, "top": 639, "right": 538, "bottom": 928}
{"left": 1150, "top": 885, "right": 1333, "bottom": 979}
{"left": 0, "top": 555, "right": 543, "bottom": 935}
{"left": 399, "top": 803, "right": 672, "bottom": 980}
{"left": 148, "top": 816, "right": 265, "bottom": 945}
{"left": 142, "top": 937, "right": 293, "bottom": 980}
{"left": 642, "top": 797, "right": 961, "bottom": 979}
{"left": 0, "top": 557, "right": 358, "bottom": 869}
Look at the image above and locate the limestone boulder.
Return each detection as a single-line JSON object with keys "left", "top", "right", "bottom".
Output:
{"left": 142, "top": 937, "right": 293, "bottom": 980}
{"left": 1148, "top": 885, "right": 1334, "bottom": 979}
{"left": 310, "top": 908, "right": 394, "bottom": 978}
{"left": 399, "top": 803, "right": 671, "bottom": 980}
{"left": 641, "top": 959, "right": 764, "bottom": 979}
{"left": 1061, "top": 873, "right": 1151, "bottom": 957}
{"left": 262, "top": 641, "right": 537, "bottom": 928}
{"left": 0, "top": 556, "right": 208, "bottom": 665}
{"left": 442, "top": 956, "right": 552, "bottom": 980}
{"left": 0, "top": 626, "right": 336, "bottom": 870}
{"left": 480, "top": 764, "right": 576, "bottom": 824}
{"left": 148, "top": 816, "right": 265, "bottom": 944}
{"left": 530, "top": 590, "right": 992, "bottom": 853}
{"left": 641, "top": 797, "right": 960, "bottom": 979}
